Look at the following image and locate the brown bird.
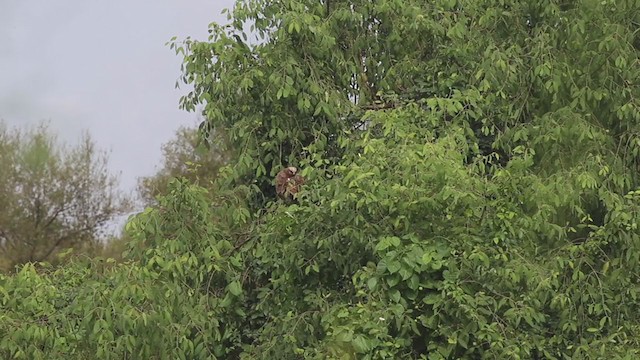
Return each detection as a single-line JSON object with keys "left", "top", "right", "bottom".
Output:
{"left": 275, "top": 166, "right": 305, "bottom": 202}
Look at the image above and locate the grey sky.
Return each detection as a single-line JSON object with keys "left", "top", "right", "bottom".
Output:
{"left": 0, "top": 0, "right": 235, "bottom": 195}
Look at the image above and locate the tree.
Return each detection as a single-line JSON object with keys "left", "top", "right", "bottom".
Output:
{"left": 168, "top": 0, "right": 640, "bottom": 357}
{"left": 0, "top": 121, "right": 130, "bottom": 271}
{"left": 137, "top": 124, "right": 233, "bottom": 204}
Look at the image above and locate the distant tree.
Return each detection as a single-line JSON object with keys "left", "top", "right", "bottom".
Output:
{"left": 137, "top": 124, "right": 233, "bottom": 204}
{"left": 0, "top": 121, "right": 130, "bottom": 271}
{"left": 93, "top": 232, "right": 131, "bottom": 262}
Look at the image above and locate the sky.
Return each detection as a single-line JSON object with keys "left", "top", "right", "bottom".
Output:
{"left": 0, "top": 0, "right": 236, "bottom": 197}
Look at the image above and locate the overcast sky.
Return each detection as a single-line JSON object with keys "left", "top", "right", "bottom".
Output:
{"left": 0, "top": 0, "right": 235, "bottom": 196}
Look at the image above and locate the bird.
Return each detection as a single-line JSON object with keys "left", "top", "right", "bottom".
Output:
{"left": 275, "top": 166, "right": 305, "bottom": 202}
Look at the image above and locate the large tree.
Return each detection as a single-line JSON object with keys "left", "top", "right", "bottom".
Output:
{"left": 169, "top": 0, "right": 640, "bottom": 357}
{"left": 0, "top": 121, "right": 129, "bottom": 271}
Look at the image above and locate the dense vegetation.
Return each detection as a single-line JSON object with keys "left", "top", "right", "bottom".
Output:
{"left": 0, "top": 121, "right": 129, "bottom": 272}
{"left": 2, "top": 0, "right": 640, "bottom": 358}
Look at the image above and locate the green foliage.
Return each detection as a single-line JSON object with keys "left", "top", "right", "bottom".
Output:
{"left": 0, "top": 180, "right": 247, "bottom": 360}
{"left": 0, "top": 121, "right": 130, "bottom": 272}
{"left": 2, "top": 0, "right": 640, "bottom": 359}
{"left": 137, "top": 124, "right": 234, "bottom": 205}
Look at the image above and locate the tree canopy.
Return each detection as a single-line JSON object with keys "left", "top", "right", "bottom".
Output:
{"left": 0, "top": 121, "right": 130, "bottom": 272}
{"left": 2, "top": 0, "right": 640, "bottom": 359}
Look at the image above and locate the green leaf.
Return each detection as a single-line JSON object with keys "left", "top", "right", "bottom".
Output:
{"left": 367, "top": 277, "right": 378, "bottom": 290}
{"left": 228, "top": 281, "right": 242, "bottom": 297}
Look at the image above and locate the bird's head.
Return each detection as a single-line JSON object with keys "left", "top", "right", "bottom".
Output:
{"left": 286, "top": 166, "right": 298, "bottom": 176}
